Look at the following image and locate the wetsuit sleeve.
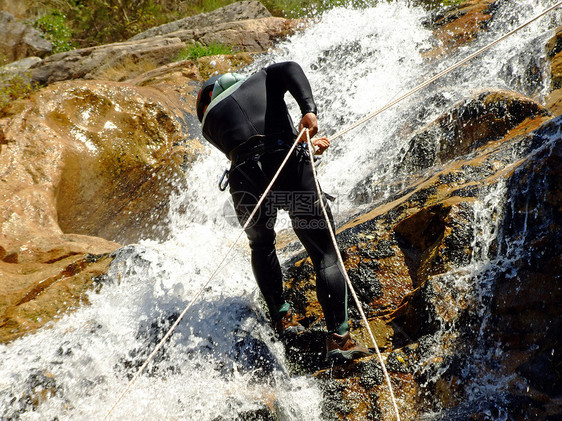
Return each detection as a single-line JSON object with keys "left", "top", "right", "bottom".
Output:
{"left": 265, "top": 61, "right": 318, "bottom": 117}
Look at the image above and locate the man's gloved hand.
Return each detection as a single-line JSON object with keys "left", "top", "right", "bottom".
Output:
{"left": 299, "top": 112, "right": 318, "bottom": 137}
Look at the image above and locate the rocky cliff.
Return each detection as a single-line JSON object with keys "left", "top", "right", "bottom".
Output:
{"left": 0, "top": 1, "right": 561, "bottom": 420}
{"left": 278, "top": 3, "right": 562, "bottom": 419}
{"left": 0, "top": 0, "right": 294, "bottom": 344}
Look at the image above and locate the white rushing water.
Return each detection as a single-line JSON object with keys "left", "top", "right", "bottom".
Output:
{"left": 1, "top": 1, "right": 560, "bottom": 419}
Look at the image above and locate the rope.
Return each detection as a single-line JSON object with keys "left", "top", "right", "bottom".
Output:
{"left": 103, "top": 2, "right": 562, "bottom": 417}
{"left": 305, "top": 132, "right": 401, "bottom": 420}
{"left": 330, "top": 0, "right": 562, "bottom": 142}
{"left": 103, "top": 128, "right": 308, "bottom": 420}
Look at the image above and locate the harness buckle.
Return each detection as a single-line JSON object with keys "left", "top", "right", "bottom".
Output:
{"left": 218, "top": 169, "right": 229, "bottom": 191}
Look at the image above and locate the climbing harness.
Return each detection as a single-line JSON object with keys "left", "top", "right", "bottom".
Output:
{"left": 305, "top": 131, "right": 401, "bottom": 420}
{"left": 104, "top": 2, "right": 562, "bottom": 418}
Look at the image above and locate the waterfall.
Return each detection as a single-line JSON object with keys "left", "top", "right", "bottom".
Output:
{"left": 1, "top": 1, "right": 560, "bottom": 419}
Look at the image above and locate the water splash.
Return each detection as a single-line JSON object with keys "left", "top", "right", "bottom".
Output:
{"left": 1, "top": 0, "right": 560, "bottom": 419}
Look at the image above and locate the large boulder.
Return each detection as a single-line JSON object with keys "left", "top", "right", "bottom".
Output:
{"left": 0, "top": 69, "right": 203, "bottom": 343}
{"left": 0, "top": 11, "right": 52, "bottom": 62}
{"left": 30, "top": 37, "right": 187, "bottom": 86}
{"left": 130, "top": 0, "right": 273, "bottom": 40}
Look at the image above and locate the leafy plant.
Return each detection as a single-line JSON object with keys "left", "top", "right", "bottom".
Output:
{"left": 32, "top": 11, "right": 74, "bottom": 54}
{"left": 0, "top": 55, "right": 35, "bottom": 110}
{"left": 441, "top": 0, "right": 466, "bottom": 6}
{"left": 66, "top": 0, "right": 170, "bottom": 47}
{"left": 175, "top": 43, "right": 234, "bottom": 61}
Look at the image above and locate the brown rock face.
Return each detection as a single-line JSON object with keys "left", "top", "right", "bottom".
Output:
{"left": 546, "top": 27, "right": 562, "bottom": 115}
{"left": 0, "top": 240, "right": 116, "bottom": 343}
{"left": 47, "top": 81, "right": 197, "bottom": 242}
{"left": 398, "top": 91, "right": 551, "bottom": 173}
{"left": 0, "top": 70, "right": 203, "bottom": 343}
{"left": 283, "top": 95, "right": 561, "bottom": 419}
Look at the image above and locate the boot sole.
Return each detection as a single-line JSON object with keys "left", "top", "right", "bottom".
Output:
{"left": 277, "top": 325, "right": 305, "bottom": 339}
{"left": 326, "top": 349, "right": 371, "bottom": 362}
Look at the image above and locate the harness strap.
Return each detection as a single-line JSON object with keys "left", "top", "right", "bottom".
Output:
{"left": 228, "top": 133, "right": 294, "bottom": 162}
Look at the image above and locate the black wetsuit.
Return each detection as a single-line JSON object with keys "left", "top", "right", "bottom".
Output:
{"left": 202, "top": 61, "right": 348, "bottom": 333}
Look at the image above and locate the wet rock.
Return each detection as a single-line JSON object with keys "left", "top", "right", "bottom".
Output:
{"left": 1, "top": 79, "right": 201, "bottom": 245}
{"left": 546, "top": 27, "right": 562, "bottom": 90}
{"left": 284, "top": 92, "right": 561, "bottom": 420}
{"left": 212, "top": 406, "right": 278, "bottom": 421}
{"left": 7, "top": 370, "right": 59, "bottom": 416}
{"left": 398, "top": 90, "right": 551, "bottom": 174}
{"left": 0, "top": 246, "right": 116, "bottom": 344}
{"left": 231, "top": 336, "right": 279, "bottom": 380}
{"left": 422, "top": 0, "right": 496, "bottom": 58}
{"left": 546, "top": 27, "right": 562, "bottom": 115}
{"left": 0, "top": 63, "right": 206, "bottom": 343}
{"left": 488, "top": 116, "right": 562, "bottom": 409}
{"left": 319, "top": 378, "right": 361, "bottom": 420}
{"left": 282, "top": 324, "right": 327, "bottom": 373}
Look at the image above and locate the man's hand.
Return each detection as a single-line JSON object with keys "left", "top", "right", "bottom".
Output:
{"left": 299, "top": 112, "right": 318, "bottom": 137}
{"left": 312, "top": 137, "right": 330, "bottom": 155}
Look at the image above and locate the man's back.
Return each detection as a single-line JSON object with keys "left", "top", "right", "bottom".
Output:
{"left": 201, "top": 61, "right": 317, "bottom": 157}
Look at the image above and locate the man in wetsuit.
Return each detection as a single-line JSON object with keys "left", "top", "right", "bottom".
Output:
{"left": 196, "top": 61, "right": 370, "bottom": 361}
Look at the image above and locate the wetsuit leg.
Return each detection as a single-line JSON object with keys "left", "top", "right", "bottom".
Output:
{"left": 228, "top": 160, "right": 286, "bottom": 318}
{"left": 265, "top": 150, "right": 349, "bottom": 334}
{"left": 291, "top": 194, "right": 349, "bottom": 334}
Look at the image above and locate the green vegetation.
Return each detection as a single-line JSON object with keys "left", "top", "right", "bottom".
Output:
{"left": 31, "top": 0, "right": 374, "bottom": 49}
{"left": 32, "top": 11, "right": 74, "bottom": 54}
{"left": 28, "top": 0, "right": 466, "bottom": 50}
{"left": 0, "top": 55, "right": 35, "bottom": 110}
{"left": 261, "top": 0, "right": 371, "bottom": 18}
{"left": 175, "top": 43, "right": 234, "bottom": 61}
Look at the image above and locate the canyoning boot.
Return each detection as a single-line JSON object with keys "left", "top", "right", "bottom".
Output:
{"left": 273, "top": 308, "right": 305, "bottom": 338}
{"left": 325, "top": 331, "right": 372, "bottom": 362}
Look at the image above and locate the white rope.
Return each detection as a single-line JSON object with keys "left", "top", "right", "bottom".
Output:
{"left": 330, "top": 0, "right": 562, "bottom": 142}
{"left": 305, "top": 132, "right": 401, "bottom": 420}
{"left": 103, "top": 2, "right": 562, "bottom": 416}
{"left": 103, "top": 128, "right": 308, "bottom": 420}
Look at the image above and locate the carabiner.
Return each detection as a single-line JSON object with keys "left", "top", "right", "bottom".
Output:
{"left": 218, "top": 169, "right": 229, "bottom": 191}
